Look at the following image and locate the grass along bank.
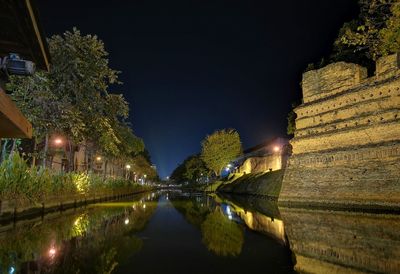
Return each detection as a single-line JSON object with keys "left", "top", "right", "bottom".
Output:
{"left": 0, "top": 154, "right": 151, "bottom": 215}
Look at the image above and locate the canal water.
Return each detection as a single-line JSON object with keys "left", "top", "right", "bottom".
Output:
{"left": 0, "top": 190, "right": 399, "bottom": 274}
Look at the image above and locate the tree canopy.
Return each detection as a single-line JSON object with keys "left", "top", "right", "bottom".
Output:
{"left": 6, "top": 28, "right": 148, "bottom": 172}
{"left": 170, "top": 154, "right": 209, "bottom": 184}
{"left": 201, "top": 129, "right": 242, "bottom": 176}
{"left": 332, "top": 0, "right": 400, "bottom": 64}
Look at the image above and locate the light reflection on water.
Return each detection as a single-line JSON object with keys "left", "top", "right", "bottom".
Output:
{"left": 0, "top": 190, "right": 398, "bottom": 273}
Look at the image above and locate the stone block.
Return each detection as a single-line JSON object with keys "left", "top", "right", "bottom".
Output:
{"left": 376, "top": 52, "right": 400, "bottom": 79}
{"left": 302, "top": 62, "right": 367, "bottom": 103}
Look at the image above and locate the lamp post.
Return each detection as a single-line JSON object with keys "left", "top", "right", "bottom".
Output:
{"left": 125, "top": 164, "right": 131, "bottom": 180}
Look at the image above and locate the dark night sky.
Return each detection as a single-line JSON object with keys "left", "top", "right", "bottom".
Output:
{"left": 36, "top": 0, "right": 359, "bottom": 178}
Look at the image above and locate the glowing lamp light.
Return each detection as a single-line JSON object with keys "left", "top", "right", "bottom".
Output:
{"left": 96, "top": 156, "right": 102, "bottom": 161}
{"left": 143, "top": 204, "right": 146, "bottom": 209}
{"left": 49, "top": 247, "right": 57, "bottom": 257}
{"left": 124, "top": 218, "right": 130, "bottom": 225}
{"left": 54, "top": 138, "right": 62, "bottom": 145}
{"left": 126, "top": 164, "right": 131, "bottom": 169}
{"left": 273, "top": 146, "right": 280, "bottom": 152}
{"left": 144, "top": 174, "right": 147, "bottom": 178}
{"left": 225, "top": 167, "right": 230, "bottom": 172}
{"left": 227, "top": 163, "right": 232, "bottom": 168}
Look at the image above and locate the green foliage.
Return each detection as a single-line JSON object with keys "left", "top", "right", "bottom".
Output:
{"left": 7, "top": 28, "right": 147, "bottom": 171}
{"left": 0, "top": 154, "right": 147, "bottom": 205}
{"left": 379, "top": 1, "right": 400, "bottom": 54}
{"left": 130, "top": 155, "right": 157, "bottom": 180}
{"left": 287, "top": 101, "right": 299, "bottom": 136}
{"left": 170, "top": 154, "right": 209, "bottom": 184}
{"left": 201, "top": 209, "right": 244, "bottom": 257}
{"left": 333, "top": 0, "right": 400, "bottom": 62}
{"left": 201, "top": 129, "right": 242, "bottom": 176}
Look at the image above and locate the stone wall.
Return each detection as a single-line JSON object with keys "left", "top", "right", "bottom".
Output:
{"left": 238, "top": 154, "right": 284, "bottom": 174}
{"left": 280, "top": 53, "right": 400, "bottom": 207}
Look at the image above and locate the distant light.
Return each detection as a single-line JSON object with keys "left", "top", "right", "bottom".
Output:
{"left": 228, "top": 214, "right": 232, "bottom": 220}
{"left": 273, "top": 146, "right": 280, "bottom": 152}
{"left": 227, "top": 164, "right": 232, "bottom": 168}
{"left": 126, "top": 164, "right": 131, "bottom": 169}
{"left": 124, "top": 218, "right": 129, "bottom": 225}
{"left": 144, "top": 174, "right": 147, "bottom": 178}
{"left": 96, "top": 156, "right": 102, "bottom": 161}
{"left": 143, "top": 204, "right": 146, "bottom": 209}
{"left": 225, "top": 167, "right": 230, "bottom": 172}
{"left": 54, "top": 138, "right": 62, "bottom": 145}
{"left": 49, "top": 247, "right": 56, "bottom": 256}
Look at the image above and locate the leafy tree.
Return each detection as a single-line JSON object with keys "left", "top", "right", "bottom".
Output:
{"left": 48, "top": 28, "right": 121, "bottom": 147}
{"left": 7, "top": 28, "right": 146, "bottom": 170}
{"left": 131, "top": 155, "right": 157, "bottom": 180}
{"left": 184, "top": 155, "right": 208, "bottom": 182}
{"left": 170, "top": 154, "right": 209, "bottom": 183}
{"left": 287, "top": 101, "right": 300, "bottom": 136}
{"left": 201, "top": 129, "right": 242, "bottom": 176}
{"left": 333, "top": 0, "right": 400, "bottom": 62}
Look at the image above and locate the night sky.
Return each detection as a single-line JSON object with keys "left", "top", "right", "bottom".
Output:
{"left": 36, "top": 0, "right": 359, "bottom": 178}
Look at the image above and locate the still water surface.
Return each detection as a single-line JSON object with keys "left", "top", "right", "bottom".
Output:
{"left": 0, "top": 190, "right": 399, "bottom": 274}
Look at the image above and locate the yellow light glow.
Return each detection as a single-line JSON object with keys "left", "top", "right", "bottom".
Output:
{"left": 96, "top": 156, "right": 102, "bottom": 161}
{"left": 126, "top": 164, "right": 131, "bottom": 169}
{"left": 54, "top": 138, "right": 62, "bottom": 145}
{"left": 273, "top": 146, "right": 280, "bottom": 152}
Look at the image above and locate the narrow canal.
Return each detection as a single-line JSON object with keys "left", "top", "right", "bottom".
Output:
{"left": 0, "top": 190, "right": 399, "bottom": 273}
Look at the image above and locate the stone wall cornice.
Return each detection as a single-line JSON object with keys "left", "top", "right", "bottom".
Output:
{"left": 296, "top": 75, "right": 400, "bottom": 113}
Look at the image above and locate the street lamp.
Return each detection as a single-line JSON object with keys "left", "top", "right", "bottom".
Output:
{"left": 273, "top": 146, "right": 280, "bottom": 152}
{"left": 96, "top": 156, "right": 102, "bottom": 161}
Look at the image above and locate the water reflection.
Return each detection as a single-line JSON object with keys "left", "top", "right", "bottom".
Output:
{"left": 0, "top": 191, "right": 294, "bottom": 274}
{"left": 280, "top": 207, "right": 400, "bottom": 273}
{"left": 0, "top": 192, "right": 158, "bottom": 274}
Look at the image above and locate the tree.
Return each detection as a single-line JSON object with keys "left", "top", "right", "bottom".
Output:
{"left": 7, "top": 28, "right": 145, "bottom": 171}
{"left": 201, "top": 129, "right": 242, "bottom": 176}
{"left": 333, "top": 0, "right": 400, "bottom": 63}
{"left": 131, "top": 155, "right": 157, "bottom": 180}
{"left": 184, "top": 156, "right": 208, "bottom": 182}
{"left": 170, "top": 154, "right": 209, "bottom": 183}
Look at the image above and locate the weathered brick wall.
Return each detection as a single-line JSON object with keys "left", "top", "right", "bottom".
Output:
{"left": 280, "top": 53, "right": 400, "bottom": 207}
{"left": 280, "top": 207, "right": 400, "bottom": 273}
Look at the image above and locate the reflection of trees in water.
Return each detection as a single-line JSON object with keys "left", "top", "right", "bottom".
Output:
{"left": 201, "top": 209, "right": 244, "bottom": 257}
{"left": 171, "top": 197, "right": 211, "bottom": 228}
{"left": 0, "top": 196, "right": 157, "bottom": 274}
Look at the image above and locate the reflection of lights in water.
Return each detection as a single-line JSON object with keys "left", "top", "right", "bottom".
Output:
{"left": 143, "top": 204, "right": 146, "bottom": 209}
{"left": 9, "top": 267, "right": 15, "bottom": 274}
{"left": 132, "top": 205, "right": 136, "bottom": 209}
{"left": 124, "top": 218, "right": 130, "bottom": 225}
{"left": 49, "top": 247, "right": 56, "bottom": 257}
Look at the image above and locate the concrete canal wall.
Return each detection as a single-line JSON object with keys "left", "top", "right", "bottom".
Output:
{"left": 280, "top": 53, "right": 400, "bottom": 208}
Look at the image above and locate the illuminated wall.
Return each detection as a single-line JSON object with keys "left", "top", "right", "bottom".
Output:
{"left": 280, "top": 53, "right": 400, "bottom": 207}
